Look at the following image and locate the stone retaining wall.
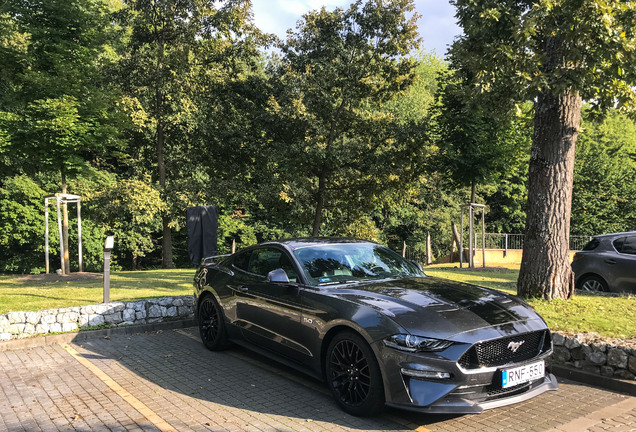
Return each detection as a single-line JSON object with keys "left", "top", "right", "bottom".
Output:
{"left": 553, "top": 332, "right": 636, "bottom": 381}
{"left": 0, "top": 296, "right": 194, "bottom": 341}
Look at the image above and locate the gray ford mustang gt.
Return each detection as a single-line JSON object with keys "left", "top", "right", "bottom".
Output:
{"left": 193, "top": 238, "right": 557, "bottom": 416}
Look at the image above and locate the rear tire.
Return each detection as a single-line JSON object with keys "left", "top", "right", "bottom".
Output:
{"left": 198, "top": 295, "right": 229, "bottom": 350}
{"left": 325, "top": 331, "right": 385, "bottom": 416}
{"left": 578, "top": 275, "right": 609, "bottom": 293}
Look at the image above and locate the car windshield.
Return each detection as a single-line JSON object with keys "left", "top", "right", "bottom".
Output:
{"left": 293, "top": 243, "right": 425, "bottom": 286}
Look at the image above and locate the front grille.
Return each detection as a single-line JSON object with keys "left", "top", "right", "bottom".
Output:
{"left": 458, "top": 330, "right": 549, "bottom": 369}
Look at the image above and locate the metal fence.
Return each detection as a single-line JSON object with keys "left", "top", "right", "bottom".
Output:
{"left": 469, "top": 233, "right": 591, "bottom": 252}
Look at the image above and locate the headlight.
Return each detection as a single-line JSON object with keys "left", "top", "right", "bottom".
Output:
{"left": 383, "top": 334, "right": 453, "bottom": 352}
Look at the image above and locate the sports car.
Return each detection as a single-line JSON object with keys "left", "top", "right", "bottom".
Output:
{"left": 193, "top": 238, "right": 557, "bottom": 416}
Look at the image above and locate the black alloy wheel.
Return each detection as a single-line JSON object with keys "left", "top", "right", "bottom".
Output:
{"left": 198, "top": 295, "right": 228, "bottom": 350}
{"left": 325, "top": 331, "right": 384, "bottom": 416}
{"left": 579, "top": 275, "right": 609, "bottom": 293}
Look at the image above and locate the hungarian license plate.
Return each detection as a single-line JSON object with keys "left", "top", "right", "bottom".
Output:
{"left": 501, "top": 360, "right": 545, "bottom": 388}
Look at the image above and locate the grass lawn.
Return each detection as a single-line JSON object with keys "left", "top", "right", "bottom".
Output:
{"left": 1, "top": 265, "right": 634, "bottom": 339}
{"left": 0, "top": 269, "right": 194, "bottom": 314}
{"left": 424, "top": 264, "right": 636, "bottom": 339}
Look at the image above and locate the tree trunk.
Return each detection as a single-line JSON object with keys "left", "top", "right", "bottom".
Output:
{"left": 155, "top": 35, "right": 173, "bottom": 268}
{"left": 470, "top": 180, "right": 476, "bottom": 203}
{"left": 61, "top": 169, "right": 70, "bottom": 275}
{"left": 157, "top": 117, "right": 173, "bottom": 268}
{"left": 312, "top": 170, "right": 327, "bottom": 237}
{"left": 517, "top": 89, "right": 581, "bottom": 299}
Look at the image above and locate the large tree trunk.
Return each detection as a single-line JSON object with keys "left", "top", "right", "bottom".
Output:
{"left": 517, "top": 89, "right": 581, "bottom": 299}
{"left": 61, "top": 169, "right": 70, "bottom": 275}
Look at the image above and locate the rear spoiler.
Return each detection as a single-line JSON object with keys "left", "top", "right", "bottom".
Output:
{"left": 200, "top": 254, "right": 231, "bottom": 266}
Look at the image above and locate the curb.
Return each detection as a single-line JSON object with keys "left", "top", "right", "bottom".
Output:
{"left": 0, "top": 319, "right": 196, "bottom": 352}
{"left": 552, "top": 364, "right": 636, "bottom": 397}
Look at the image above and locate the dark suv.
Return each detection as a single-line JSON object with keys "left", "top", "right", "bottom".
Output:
{"left": 571, "top": 232, "right": 636, "bottom": 293}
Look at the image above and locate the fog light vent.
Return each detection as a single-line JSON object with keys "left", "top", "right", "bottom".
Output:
{"left": 401, "top": 368, "right": 451, "bottom": 379}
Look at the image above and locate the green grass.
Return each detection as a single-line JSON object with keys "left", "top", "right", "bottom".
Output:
{"left": 424, "top": 264, "right": 636, "bottom": 339}
{"left": 1, "top": 266, "right": 634, "bottom": 339}
{"left": 0, "top": 269, "right": 194, "bottom": 314}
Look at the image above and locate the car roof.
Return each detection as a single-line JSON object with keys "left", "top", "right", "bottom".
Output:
{"left": 592, "top": 231, "right": 636, "bottom": 239}
{"left": 260, "top": 237, "right": 377, "bottom": 251}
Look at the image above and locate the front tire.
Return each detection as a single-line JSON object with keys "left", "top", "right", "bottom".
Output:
{"left": 198, "top": 295, "right": 228, "bottom": 350}
{"left": 325, "top": 331, "right": 385, "bottom": 416}
{"left": 578, "top": 275, "right": 609, "bottom": 292}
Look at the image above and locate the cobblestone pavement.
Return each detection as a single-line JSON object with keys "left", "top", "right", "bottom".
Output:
{"left": 0, "top": 327, "right": 634, "bottom": 432}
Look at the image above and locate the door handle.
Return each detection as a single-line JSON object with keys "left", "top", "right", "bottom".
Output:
{"left": 604, "top": 259, "right": 617, "bottom": 265}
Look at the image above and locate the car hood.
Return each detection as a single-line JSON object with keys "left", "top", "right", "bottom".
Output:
{"left": 331, "top": 276, "right": 545, "bottom": 341}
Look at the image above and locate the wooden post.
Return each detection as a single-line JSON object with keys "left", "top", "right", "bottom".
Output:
{"left": 77, "top": 200, "right": 83, "bottom": 272}
{"left": 460, "top": 211, "right": 464, "bottom": 268}
{"left": 481, "top": 208, "right": 486, "bottom": 268}
{"left": 231, "top": 238, "right": 236, "bottom": 254}
{"left": 56, "top": 196, "right": 65, "bottom": 275}
{"left": 402, "top": 241, "right": 406, "bottom": 258}
{"left": 504, "top": 234, "right": 508, "bottom": 257}
{"left": 45, "top": 199, "right": 49, "bottom": 274}
{"left": 468, "top": 205, "right": 474, "bottom": 268}
{"left": 426, "top": 232, "right": 432, "bottom": 265}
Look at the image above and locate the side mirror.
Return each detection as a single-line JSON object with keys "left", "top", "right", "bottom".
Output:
{"left": 266, "top": 268, "right": 290, "bottom": 284}
{"left": 410, "top": 260, "right": 423, "bottom": 272}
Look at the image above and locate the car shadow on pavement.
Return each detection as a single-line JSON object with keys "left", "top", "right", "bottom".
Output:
{"left": 71, "top": 327, "right": 442, "bottom": 431}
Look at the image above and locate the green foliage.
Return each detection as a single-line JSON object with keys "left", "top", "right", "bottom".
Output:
{"left": 0, "top": 176, "right": 47, "bottom": 273}
{"left": 1, "top": 0, "right": 123, "bottom": 179}
{"left": 91, "top": 177, "right": 166, "bottom": 267}
{"left": 571, "top": 110, "right": 636, "bottom": 234}
{"left": 12, "top": 97, "right": 88, "bottom": 177}
{"left": 267, "top": 0, "right": 423, "bottom": 235}
{"left": 451, "top": 0, "right": 636, "bottom": 116}
{"left": 434, "top": 72, "right": 525, "bottom": 193}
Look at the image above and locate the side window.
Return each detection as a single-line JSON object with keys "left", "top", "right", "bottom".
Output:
{"left": 233, "top": 250, "right": 252, "bottom": 272}
{"left": 612, "top": 237, "right": 626, "bottom": 253}
{"left": 620, "top": 236, "right": 636, "bottom": 255}
{"left": 247, "top": 248, "right": 285, "bottom": 276}
{"left": 245, "top": 248, "right": 298, "bottom": 282}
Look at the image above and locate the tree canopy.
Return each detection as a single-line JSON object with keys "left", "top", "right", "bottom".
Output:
{"left": 450, "top": 0, "right": 636, "bottom": 299}
{"left": 0, "top": 0, "right": 635, "bottom": 279}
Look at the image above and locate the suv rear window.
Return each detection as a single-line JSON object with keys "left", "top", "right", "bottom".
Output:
{"left": 582, "top": 238, "right": 600, "bottom": 251}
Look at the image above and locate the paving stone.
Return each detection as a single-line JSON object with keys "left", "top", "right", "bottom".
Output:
{"left": 1, "top": 327, "right": 635, "bottom": 432}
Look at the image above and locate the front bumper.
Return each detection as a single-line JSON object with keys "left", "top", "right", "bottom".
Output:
{"left": 386, "top": 373, "right": 558, "bottom": 414}
{"left": 374, "top": 341, "right": 558, "bottom": 414}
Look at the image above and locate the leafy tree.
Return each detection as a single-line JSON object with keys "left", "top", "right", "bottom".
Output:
{"left": 1, "top": 0, "right": 123, "bottom": 273}
{"left": 435, "top": 72, "right": 522, "bottom": 203}
{"left": 118, "top": 0, "right": 264, "bottom": 267}
{"left": 451, "top": 0, "right": 636, "bottom": 299}
{"left": 267, "top": 0, "right": 422, "bottom": 236}
{"left": 0, "top": 174, "right": 105, "bottom": 273}
{"left": 91, "top": 177, "right": 166, "bottom": 269}
{"left": 571, "top": 110, "right": 636, "bottom": 235}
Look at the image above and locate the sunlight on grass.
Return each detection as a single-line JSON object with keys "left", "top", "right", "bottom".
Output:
{"left": 0, "top": 269, "right": 194, "bottom": 314}
{"left": 424, "top": 264, "right": 636, "bottom": 338}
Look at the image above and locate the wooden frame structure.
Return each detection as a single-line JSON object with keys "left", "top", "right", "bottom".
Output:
{"left": 44, "top": 193, "right": 83, "bottom": 275}
{"left": 460, "top": 203, "right": 486, "bottom": 268}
